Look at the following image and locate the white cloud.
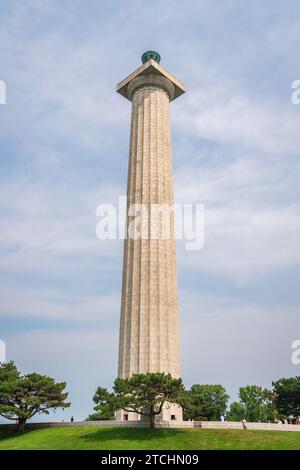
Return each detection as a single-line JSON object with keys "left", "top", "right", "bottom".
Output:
{"left": 175, "top": 153, "right": 300, "bottom": 282}
{"left": 0, "top": 284, "right": 120, "bottom": 320}
{"left": 0, "top": 1, "right": 129, "bottom": 156}
{"left": 0, "top": 179, "right": 123, "bottom": 274}
{"left": 177, "top": 205, "right": 300, "bottom": 282}
{"left": 175, "top": 77, "right": 300, "bottom": 156}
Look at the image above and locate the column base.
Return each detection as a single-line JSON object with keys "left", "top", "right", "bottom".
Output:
{"left": 116, "top": 402, "right": 183, "bottom": 423}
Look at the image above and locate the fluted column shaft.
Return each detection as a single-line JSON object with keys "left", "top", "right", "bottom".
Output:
{"left": 118, "top": 78, "right": 180, "bottom": 379}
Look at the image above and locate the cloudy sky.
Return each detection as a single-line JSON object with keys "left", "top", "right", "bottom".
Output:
{"left": 0, "top": 0, "right": 300, "bottom": 422}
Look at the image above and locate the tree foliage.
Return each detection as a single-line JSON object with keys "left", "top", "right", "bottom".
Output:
{"left": 86, "top": 387, "right": 115, "bottom": 421}
{"left": 272, "top": 376, "right": 300, "bottom": 418}
{"left": 91, "top": 373, "right": 184, "bottom": 427}
{"left": 181, "top": 384, "right": 229, "bottom": 421}
{"left": 0, "top": 361, "right": 70, "bottom": 430}
{"left": 227, "top": 401, "right": 246, "bottom": 421}
{"left": 228, "top": 385, "right": 275, "bottom": 422}
{"left": 114, "top": 373, "right": 184, "bottom": 427}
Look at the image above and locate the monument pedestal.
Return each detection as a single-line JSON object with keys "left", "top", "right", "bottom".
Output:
{"left": 116, "top": 402, "right": 182, "bottom": 423}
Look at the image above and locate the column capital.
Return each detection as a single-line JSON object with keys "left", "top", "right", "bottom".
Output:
{"left": 127, "top": 74, "right": 175, "bottom": 101}
{"left": 116, "top": 58, "right": 186, "bottom": 102}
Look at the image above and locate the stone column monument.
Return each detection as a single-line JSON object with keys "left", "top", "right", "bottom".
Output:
{"left": 116, "top": 52, "right": 186, "bottom": 421}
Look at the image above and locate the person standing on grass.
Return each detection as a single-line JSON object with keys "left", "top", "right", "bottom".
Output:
{"left": 242, "top": 419, "right": 247, "bottom": 429}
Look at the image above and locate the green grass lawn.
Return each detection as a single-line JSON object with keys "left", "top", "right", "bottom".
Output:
{"left": 0, "top": 427, "right": 300, "bottom": 450}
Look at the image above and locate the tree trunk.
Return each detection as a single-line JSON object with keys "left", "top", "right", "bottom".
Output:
{"left": 150, "top": 413, "right": 155, "bottom": 428}
{"left": 149, "top": 405, "right": 157, "bottom": 429}
{"left": 18, "top": 418, "right": 26, "bottom": 432}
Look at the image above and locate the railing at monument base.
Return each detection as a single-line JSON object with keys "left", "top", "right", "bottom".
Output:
{"left": 1, "top": 421, "right": 300, "bottom": 432}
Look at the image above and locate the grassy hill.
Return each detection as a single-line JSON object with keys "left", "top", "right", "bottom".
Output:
{"left": 1, "top": 427, "right": 300, "bottom": 450}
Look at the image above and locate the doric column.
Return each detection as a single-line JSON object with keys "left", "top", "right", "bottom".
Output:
{"left": 116, "top": 53, "right": 186, "bottom": 420}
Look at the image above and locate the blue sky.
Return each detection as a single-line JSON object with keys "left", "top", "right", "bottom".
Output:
{"left": 0, "top": 0, "right": 300, "bottom": 422}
